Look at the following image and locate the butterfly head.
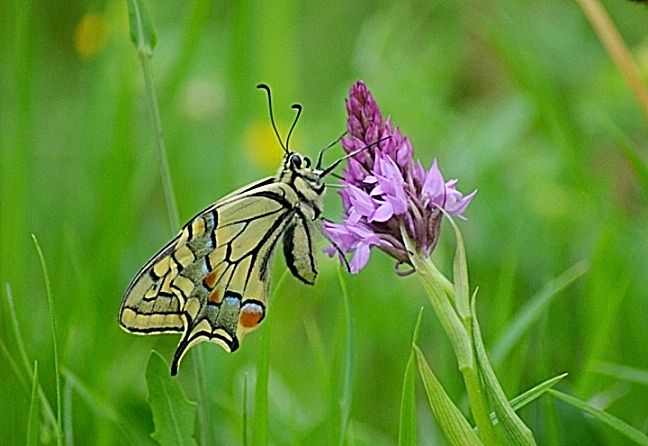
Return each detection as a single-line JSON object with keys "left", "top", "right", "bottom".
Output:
{"left": 279, "top": 151, "right": 325, "bottom": 197}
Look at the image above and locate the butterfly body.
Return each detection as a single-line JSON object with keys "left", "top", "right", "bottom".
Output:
{"left": 119, "top": 152, "right": 324, "bottom": 374}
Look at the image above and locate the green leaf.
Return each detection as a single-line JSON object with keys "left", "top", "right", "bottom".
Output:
{"left": 471, "top": 293, "right": 536, "bottom": 446}
{"left": 415, "top": 346, "right": 484, "bottom": 446}
{"left": 146, "top": 351, "right": 198, "bottom": 446}
{"left": 548, "top": 389, "right": 648, "bottom": 446}
{"left": 446, "top": 215, "right": 470, "bottom": 320}
{"left": 398, "top": 308, "right": 424, "bottom": 446}
{"left": 508, "top": 373, "right": 568, "bottom": 412}
{"left": 490, "top": 373, "right": 568, "bottom": 424}
{"left": 126, "top": 0, "right": 157, "bottom": 54}
{"left": 27, "top": 361, "right": 40, "bottom": 446}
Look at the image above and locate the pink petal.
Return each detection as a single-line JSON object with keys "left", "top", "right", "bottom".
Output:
{"left": 370, "top": 202, "right": 394, "bottom": 222}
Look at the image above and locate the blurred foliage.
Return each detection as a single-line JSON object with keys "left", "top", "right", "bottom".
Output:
{"left": 1, "top": 0, "right": 647, "bottom": 444}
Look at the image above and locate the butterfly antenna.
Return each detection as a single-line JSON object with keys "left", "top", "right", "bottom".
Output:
{"left": 257, "top": 83, "right": 288, "bottom": 154}
{"left": 285, "top": 103, "right": 302, "bottom": 151}
{"left": 320, "top": 136, "right": 391, "bottom": 177}
{"left": 316, "top": 131, "right": 347, "bottom": 169}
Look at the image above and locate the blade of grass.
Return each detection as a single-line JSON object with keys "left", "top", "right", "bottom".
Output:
{"left": 509, "top": 373, "right": 568, "bottom": 412}
{"left": 336, "top": 263, "right": 355, "bottom": 446}
{"left": 3, "top": 284, "right": 59, "bottom": 436}
{"left": 490, "top": 261, "right": 588, "bottom": 366}
{"left": 548, "top": 389, "right": 648, "bottom": 446}
{"left": 398, "top": 307, "right": 424, "bottom": 446}
{"left": 489, "top": 373, "right": 568, "bottom": 424}
{"left": 5, "top": 283, "right": 34, "bottom": 386}
{"left": 414, "top": 345, "right": 484, "bottom": 446}
{"left": 0, "top": 338, "right": 29, "bottom": 393}
{"left": 32, "top": 234, "right": 63, "bottom": 446}
{"left": 26, "top": 361, "right": 40, "bottom": 446}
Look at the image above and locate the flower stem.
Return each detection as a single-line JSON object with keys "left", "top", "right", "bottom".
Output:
{"left": 418, "top": 255, "right": 499, "bottom": 446}
{"left": 460, "top": 359, "right": 498, "bottom": 446}
{"left": 402, "top": 226, "right": 498, "bottom": 445}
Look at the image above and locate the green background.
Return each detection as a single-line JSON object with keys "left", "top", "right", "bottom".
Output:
{"left": 1, "top": 1, "right": 647, "bottom": 444}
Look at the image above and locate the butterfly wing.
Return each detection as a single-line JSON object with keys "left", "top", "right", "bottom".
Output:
{"left": 120, "top": 180, "right": 302, "bottom": 374}
{"left": 283, "top": 211, "right": 318, "bottom": 285}
{"left": 119, "top": 235, "right": 186, "bottom": 334}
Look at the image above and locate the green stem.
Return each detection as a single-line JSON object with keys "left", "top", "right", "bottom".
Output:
{"left": 138, "top": 53, "right": 180, "bottom": 231}
{"left": 401, "top": 226, "right": 498, "bottom": 445}
{"left": 419, "top": 256, "right": 498, "bottom": 446}
{"left": 337, "top": 264, "right": 355, "bottom": 446}
{"left": 461, "top": 362, "right": 498, "bottom": 446}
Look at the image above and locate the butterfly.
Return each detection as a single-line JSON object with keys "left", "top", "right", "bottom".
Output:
{"left": 119, "top": 84, "right": 360, "bottom": 375}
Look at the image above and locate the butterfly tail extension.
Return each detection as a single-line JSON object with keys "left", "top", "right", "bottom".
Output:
{"left": 169, "top": 291, "right": 269, "bottom": 375}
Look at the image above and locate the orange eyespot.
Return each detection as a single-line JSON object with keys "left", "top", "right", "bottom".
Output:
{"left": 239, "top": 302, "right": 265, "bottom": 328}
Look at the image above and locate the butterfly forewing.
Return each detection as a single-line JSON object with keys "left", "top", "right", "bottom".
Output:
{"left": 283, "top": 213, "right": 318, "bottom": 285}
{"left": 120, "top": 237, "right": 186, "bottom": 334}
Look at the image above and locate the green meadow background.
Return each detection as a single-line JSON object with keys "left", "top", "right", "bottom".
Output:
{"left": 2, "top": 1, "right": 648, "bottom": 444}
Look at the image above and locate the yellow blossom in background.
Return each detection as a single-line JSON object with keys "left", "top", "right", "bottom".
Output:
{"left": 74, "top": 11, "right": 109, "bottom": 59}
{"left": 243, "top": 121, "right": 291, "bottom": 170}
{"left": 180, "top": 78, "right": 223, "bottom": 122}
